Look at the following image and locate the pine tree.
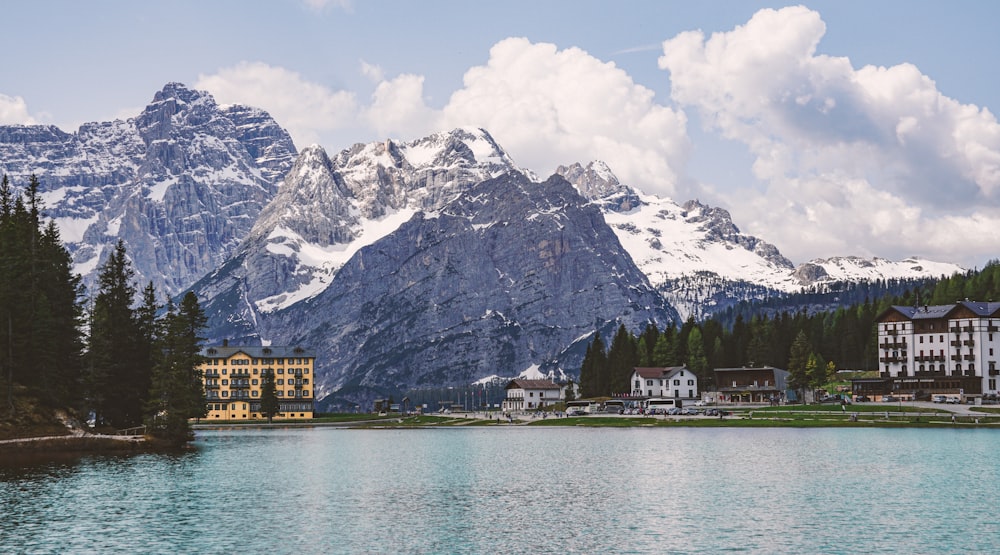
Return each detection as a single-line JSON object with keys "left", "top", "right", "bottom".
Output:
{"left": 579, "top": 331, "right": 608, "bottom": 398}
{"left": 686, "top": 327, "right": 710, "bottom": 388}
{"left": 87, "top": 240, "right": 144, "bottom": 428}
{"left": 0, "top": 175, "right": 84, "bottom": 411}
{"left": 607, "top": 324, "right": 637, "bottom": 395}
{"left": 652, "top": 327, "right": 678, "bottom": 366}
{"left": 146, "top": 292, "right": 207, "bottom": 444}
{"left": 259, "top": 367, "right": 280, "bottom": 423}
{"left": 787, "top": 330, "right": 812, "bottom": 402}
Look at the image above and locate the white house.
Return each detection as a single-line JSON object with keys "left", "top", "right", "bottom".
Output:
{"left": 630, "top": 367, "right": 698, "bottom": 401}
{"left": 502, "top": 379, "right": 564, "bottom": 411}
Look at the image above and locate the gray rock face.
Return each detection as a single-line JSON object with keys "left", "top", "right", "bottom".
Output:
{"left": 259, "top": 172, "right": 678, "bottom": 406}
{"left": 0, "top": 82, "right": 297, "bottom": 296}
{"left": 556, "top": 160, "right": 642, "bottom": 212}
{"left": 191, "top": 128, "right": 527, "bottom": 344}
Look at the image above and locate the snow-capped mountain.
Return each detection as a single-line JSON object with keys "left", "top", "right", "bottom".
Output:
{"left": 190, "top": 127, "right": 533, "bottom": 343}
{"left": 556, "top": 161, "right": 964, "bottom": 320}
{"left": 0, "top": 83, "right": 297, "bottom": 296}
{"left": 0, "top": 82, "right": 967, "bottom": 405}
{"left": 259, "top": 171, "right": 677, "bottom": 406}
{"left": 793, "top": 256, "right": 964, "bottom": 284}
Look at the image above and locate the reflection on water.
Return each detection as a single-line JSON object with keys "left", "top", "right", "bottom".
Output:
{"left": 2, "top": 427, "right": 999, "bottom": 554}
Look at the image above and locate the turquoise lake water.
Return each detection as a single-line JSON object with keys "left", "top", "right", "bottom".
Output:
{"left": 2, "top": 427, "right": 999, "bottom": 554}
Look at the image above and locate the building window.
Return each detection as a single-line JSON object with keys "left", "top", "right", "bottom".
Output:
{"left": 673, "top": 379, "right": 680, "bottom": 386}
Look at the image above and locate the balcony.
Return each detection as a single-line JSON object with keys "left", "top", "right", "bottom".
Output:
{"left": 952, "top": 355, "right": 963, "bottom": 361}
{"left": 204, "top": 371, "right": 220, "bottom": 378}
{"left": 964, "top": 355, "right": 976, "bottom": 361}
{"left": 950, "top": 327, "right": 961, "bottom": 334}
{"left": 951, "top": 340, "right": 963, "bottom": 347}
{"left": 989, "top": 325, "right": 998, "bottom": 333}
{"left": 886, "top": 330, "right": 898, "bottom": 336}
{"left": 964, "top": 340, "right": 976, "bottom": 347}
{"left": 205, "top": 383, "right": 220, "bottom": 390}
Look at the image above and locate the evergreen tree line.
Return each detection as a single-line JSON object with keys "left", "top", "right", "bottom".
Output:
{"left": 579, "top": 261, "right": 1000, "bottom": 399}
{"left": 1, "top": 175, "right": 207, "bottom": 444}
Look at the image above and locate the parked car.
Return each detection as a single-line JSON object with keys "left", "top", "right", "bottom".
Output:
{"left": 932, "top": 395, "right": 947, "bottom": 403}
{"left": 946, "top": 397, "right": 960, "bottom": 404}
{"left": 883, "top": 396, "right": 898, "bottom": 403}
{"left": 694, "top": 400, "right": 707, "bottom": 407}
{"left": 855, "top": 396, "right": 871, "bottom": 402}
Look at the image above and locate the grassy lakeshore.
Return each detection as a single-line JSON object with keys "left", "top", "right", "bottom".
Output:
{"left": 189, "top": 405, "right": 1000, "bottom": 430}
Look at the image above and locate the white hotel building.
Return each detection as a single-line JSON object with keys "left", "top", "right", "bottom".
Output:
{"left": 875, "top": 301, "right": 1000, "bottom": 400}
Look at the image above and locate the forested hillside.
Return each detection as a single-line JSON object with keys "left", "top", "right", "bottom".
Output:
{"left": 0, "top": 175, "right": 207, "bottom": 444}
{"left": 579, "top": 261, "right": 1000, "bottom": 397}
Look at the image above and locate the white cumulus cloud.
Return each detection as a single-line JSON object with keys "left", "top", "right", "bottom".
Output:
{"left": 441, "top": 38, "right": 689, "bottom": 195}
{"left": 0, "top": 93, "right": 38, "bottom": 125}
{"left": 195, "top": 61, "right": 360, "bottom": 147}
{"left": 197, "top": 39, "right": 690, "bottom": 198}
{"left": 658, "top": 5, "right": 1000, "bottom": 266}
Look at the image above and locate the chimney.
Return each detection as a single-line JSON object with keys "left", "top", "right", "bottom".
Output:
{"left": 222, "top": 338, "right": 229, "bottom": 347}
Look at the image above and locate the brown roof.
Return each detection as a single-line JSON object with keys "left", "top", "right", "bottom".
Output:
{"left": 506, "top": 379, "right": 562, "bottom": 390}
{"left": 632, "top": 367, "right": 686, "bottom": 379}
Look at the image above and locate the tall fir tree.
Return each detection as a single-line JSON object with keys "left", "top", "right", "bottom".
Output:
{"left": 259, "top": 367, "right": 280, "bottom": 423}
{"left": 652, "top": 326, "right": 678, "bottom": 366}
{"left": 686, "top": 327, "right": 710, "bottom": 388}
{"left": 787, "top": 330, "right": 812, "bottom": 402}
{"left": 607, "top": 324, "right": 638, "bottom": 395}
{"left": 0, "top": 175, "right": 84, "bottom": 411}
{"left": 146, "top": 292, "right": 207, "bottom": 444}
{"left": 579, "top": 331, "right": 608, "bottom": 398}
{"left": 87, "top": 240, "right": 145, "bottom": 428}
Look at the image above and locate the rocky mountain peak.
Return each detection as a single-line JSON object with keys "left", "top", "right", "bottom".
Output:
{"left": 259, "top": 170, "right": 678, "bottom": 405}
{"left": 555, "top": 160, "right": 641, "bottom": 212}
{"left": 0, "top": 82, "right": 297, "bottom": 297}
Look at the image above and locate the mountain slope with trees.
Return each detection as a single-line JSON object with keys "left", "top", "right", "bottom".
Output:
{"left": 1, "top": 174, "right": 208, "bottom": 445}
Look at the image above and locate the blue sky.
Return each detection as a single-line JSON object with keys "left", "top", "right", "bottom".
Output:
{"left": 3, "top": 1, "right": 999, "bottom": 268}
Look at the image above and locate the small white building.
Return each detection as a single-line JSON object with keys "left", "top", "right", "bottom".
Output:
{"left": 502, "top": 379, "right": 564, "bottom": 411}
{"left": 630, "top": 366, "right": 698, "bottom": 401}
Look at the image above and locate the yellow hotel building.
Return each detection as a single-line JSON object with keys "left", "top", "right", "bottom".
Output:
{"left": 199, "top": 344, "right": 315, "bottom": 420}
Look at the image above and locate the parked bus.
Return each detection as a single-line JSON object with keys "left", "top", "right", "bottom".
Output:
{"left": 565, "top": 400, "right": 599, "bottom": 416}
{"left": 646, "top": 398, "right": 682, "bottom": 413}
